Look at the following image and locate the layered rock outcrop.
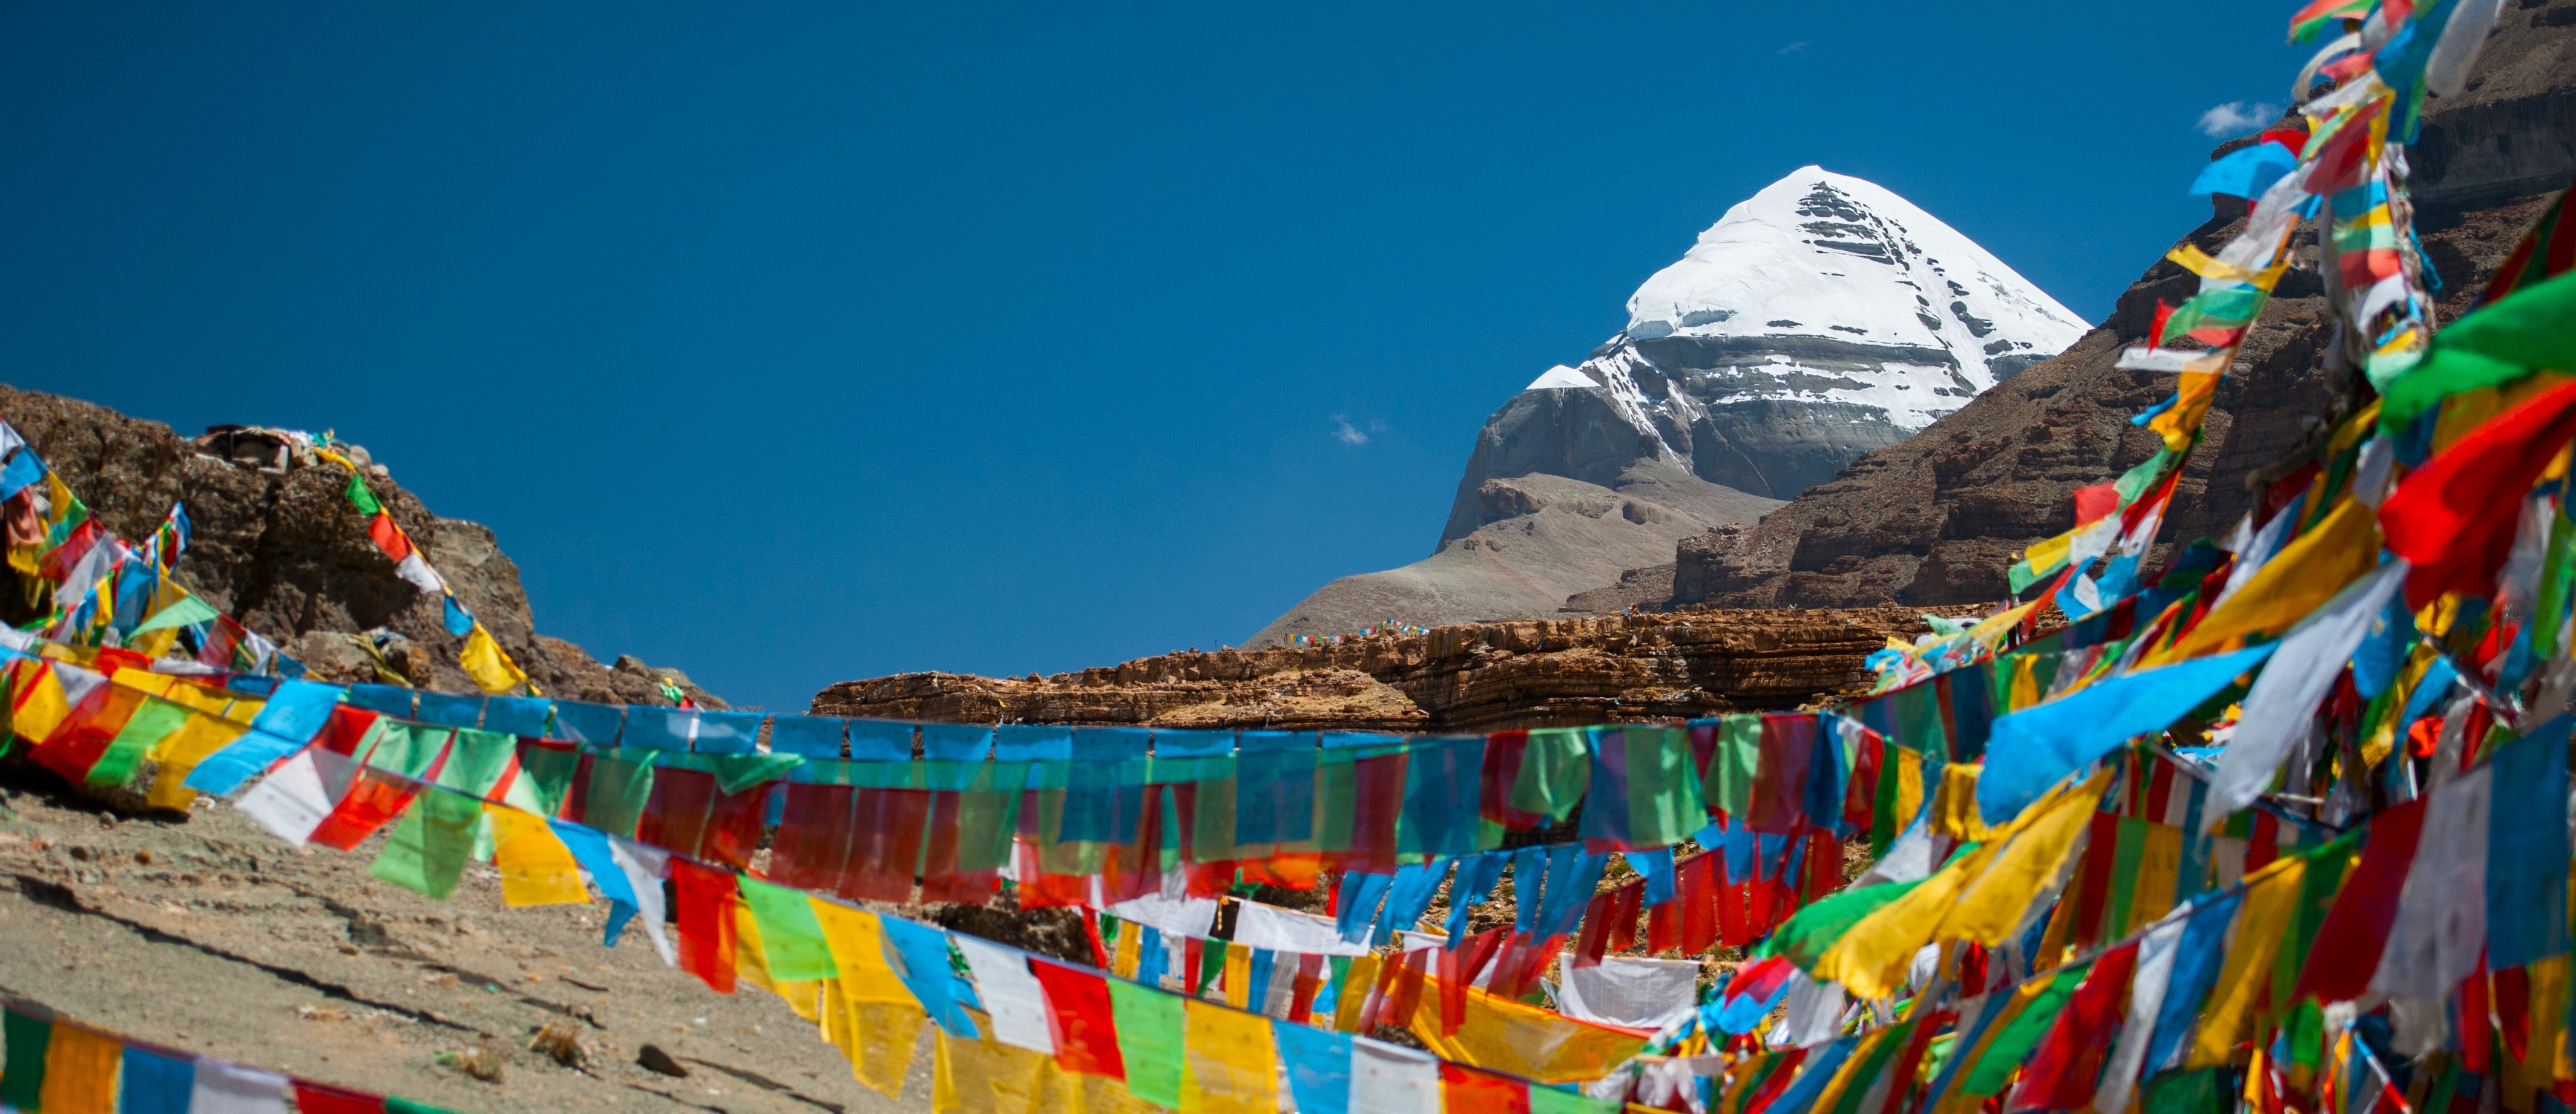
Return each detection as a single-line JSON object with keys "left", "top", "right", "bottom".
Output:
{"left": 0, "top": 387, "right": 721, "bottom": 706}
{"left": 1669, "top": 18, "right": 2576, "bottom": 609}
{"left": 818, "top": 605, "right": 1971, "bottom": 735}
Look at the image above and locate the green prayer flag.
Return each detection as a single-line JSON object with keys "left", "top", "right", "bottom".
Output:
{"left": 438, "top": 729, "right": 519, "bottom": 796}
{"left": 2105, "top": 817, "right": 2147, "bottom": 940}
{"left": 2382, "top": 268, "right": 2576, "bottom": 428}
{"left": 2271, "top": 830, "right": 2362, "bottom": 1010}
{"left": 133, "top": 594, "right": 220, "bottom": 634}
{"left": 2537, "top": 505, "right": 2576, "bottom": 663}
{"left": 1312, "top": 753, "right": 1356, "bottom": 854}
{"left": 369, "top": 791, "right": 482, "bottom": 899}
{"left": 387, "top": 1099, "right": 468, "bottom": 1114}
{"left": 738, "top": 877, "right": 838, "bottom": 983}
{"left": 1957, "top": 962, "right": 2091, "bottom": 1098}
{"left": 1510, "top": 728, "right": 1591, "bottom": 824}
{"left": 1823, "top": 1022, "right": 1915, "bottom": 1114}
{"left": 346, "top": 473, "right": 382, "bottom": 517}
{"left": 1106, "top": 978, "right": 1184, "bottom": 1107}
{"left": 695, "top": 752, "right": 803, "bottom": 795}
{"left": 958, "top": 761, "right": 1034, "bottom": 873}
{"left": 0, "top": 1010, "right": 47, "bottom": 1109}
{"left": 582, "top": 754, "right": 656, "bottom": 838}
{"left": 2141, "top": 1068, "right": 2230, "bottom": 1114}
{"left": 1761, "top": 877, "right": 1926, "bottom": 969}
{"left": 88, "top": 697, "right": 192, "bottom": 787}
{"left": 1703, "top": 715, "right": 1761, "bottom": 819}
{"left": 1622, "top": 727, "right": 1699, "bottom": 848}
{"left": 517, "top": 744, "right": 582, "bottom": 817}
{"left": 1528, "top": 1084, "right": 1622, "bottom": 1114}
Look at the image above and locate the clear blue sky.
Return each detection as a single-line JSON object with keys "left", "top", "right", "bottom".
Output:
{"left": 0, "top": 3, "right": 2310, "bottom": 712}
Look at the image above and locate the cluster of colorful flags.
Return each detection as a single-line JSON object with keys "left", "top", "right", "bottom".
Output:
{"left": 0, "top": 1000, "right": 459, "bottom": 1113}
{"left": 0, "top": 2, "right": 2569, "bottom": 1112}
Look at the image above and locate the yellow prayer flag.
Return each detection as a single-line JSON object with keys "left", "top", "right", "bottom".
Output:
{"left": 9, "top": 661, "right": 72, "bottom": 745}
{"left": 2187, "top": 854, "right": 2308, "bottom": 1067}
{"left": 2502, "top": 954, "right": 2571, "bottom": 1110}
{"left": 2021, "top": 531, "right": 2074, "bottom": 581}
{"left": 1404, "top": 978, "right": 1649, "bottom": 1084}
{"left": 2149, "top": 369, "right": 2224, "bottom": 451}
{"left": 1936, "top": 768, "right": 2113, "bottom": 946}
{"left": 485, "top": 805, "right": 588, "bottom": 907}
{"left": 1335, "top": 955, "right": 1380, "bottom": 1033}
{"left": 1819, "top": 771, "right": 2108, "bottom": 999}
{"left": 459, "top": 623, "right": 531, "bottom": 695}
{"left": 2166, "top": 244, "right": 2292, "bottom": 290}
{"left": 812, "top": 897, "right": 928, "bottom": 1097}
{"left": 145, "top": 713, "right": 249, "bottom": 811}
{"left": 1114, "top": 922, "right": 1143, "bottom": 979}
{"left": 38, "top": 1023, "right": 119, "bottom": 1114}
{"left": 1179, "top": 1000, "right": 1280, "bottom": 1114}
{"left": 1221, "top": 943, "right": 1253, "bottom": 1009}
{"left": 1931, "top": 763, "right": 1990, "bottom": 843}
{"left": 1892, "top": 747, "right": 1925, "bottom": 833}
{"left": 2145, "top": 496, "right": 2380, "bottom": 667}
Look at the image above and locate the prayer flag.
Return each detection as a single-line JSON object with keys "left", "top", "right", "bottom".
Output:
{"left": 737, "top": 877, "right": 837, "bottom": 983}
{"left": 1979, "top": 644, "right": 2273, "bottom": 825}
{"left": 954, "top": 934, "right": 1056, "bottom": 1054}
{"left": 1180, "top": 1000, "right": 1278, "bottom": 1114}
{"left": 1030, "top": 960, "right": 1126, "bottom": 1080}
{"left": 1276, "top": 1023, "right": 1354, "bottom": 1114}
{"left": 671, "top": 857, "right": 740, "bottom": 994}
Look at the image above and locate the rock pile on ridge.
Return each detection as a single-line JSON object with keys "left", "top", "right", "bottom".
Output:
{"left": 0, "top": 386, "right": 721, "bottom": 707}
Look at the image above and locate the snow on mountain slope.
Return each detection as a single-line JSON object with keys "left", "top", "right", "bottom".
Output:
{"left": 1438, "top": 166, "right": 2089, "bottom": 526}
{"left": 1619, "top": 165, "right": 2087, "bottom": 432}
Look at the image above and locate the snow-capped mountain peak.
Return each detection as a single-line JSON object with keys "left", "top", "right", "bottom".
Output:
{"left": 1479, "top": 166, "right": 2088, "bottom": 503}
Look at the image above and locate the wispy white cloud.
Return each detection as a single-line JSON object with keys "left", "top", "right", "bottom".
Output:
{"left": 1777, "top": 41, "right": 1809, "bottom": 55}
{"left": 1331, "top": 414, "right": 1368, "bottom": 446}
{"left": 2196, "top": 100, "right": 2281, "bottom": 138}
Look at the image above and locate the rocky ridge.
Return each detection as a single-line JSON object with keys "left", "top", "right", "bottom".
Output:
{"left": 0, "top": 387, "right": 721, "bottom": 707}
{"left": 818, "top": 605, "right": 1971, "bottom": 735}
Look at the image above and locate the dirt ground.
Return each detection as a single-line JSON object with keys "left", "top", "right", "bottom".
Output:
{"left": 0, "top": 767, "right": 933, "bottom": 1113}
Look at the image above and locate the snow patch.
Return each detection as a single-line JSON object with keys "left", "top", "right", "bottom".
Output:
{"left": 1524, "top": 364, "right": 1597, "bottom": 390}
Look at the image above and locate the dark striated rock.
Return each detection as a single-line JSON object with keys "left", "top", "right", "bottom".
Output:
{"left": 0, "top": 387, "right": 721, "bottom": 707}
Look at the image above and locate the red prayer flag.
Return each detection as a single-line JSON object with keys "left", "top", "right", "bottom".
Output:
{"left": 292, "top": 1082, "right": 388, "bottom": 1114}
{"left": 1746, "top": 715, "right": 1815, "bottom": 833}
{"left": 30, "top": 679, "right": 140, "bottom": 782}
{"left": 1678, "top": 852, "right": 1721, "bottom": 955}
{"left": 364, "top": 511, "right": 411, "bottom": 563}
{"left": 1028, "top": 959, "right": 1126, "bottom": 1080}
{"left": 2295, "top": 795, "right": 2428, "bottom": 1003}
{"left": 1477, "top": 730, "right": 1543, "bottom": 828}
{"left": 2071, "top": 482, "right": 2120, "bottom": 526}
{"left": 671, "top": 858, "right": 739, "bottom": 994}
{"left": 2383, "top": 379, "right": 2576, "bottom": 609}
{"left": 1440, "top": 1062, "right": 1532, "bottom": 1114}
{"left": 768, "top": 782, "right": 855, "bottom": 891}
{"left": 2009, "top": 942, "right": 2140, "bottom": 1113}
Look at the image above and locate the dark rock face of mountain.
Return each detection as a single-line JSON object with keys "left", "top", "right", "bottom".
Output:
{"left": 0, "top": 387, "right": 721, "bottom": 706}
{"left": 1669, "top": 21, "right": 2576, "bottom": 609}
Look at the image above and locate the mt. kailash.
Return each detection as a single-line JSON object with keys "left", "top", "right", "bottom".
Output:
{"left": 1249, "top": 166, "right": 2087, "bottom": 647}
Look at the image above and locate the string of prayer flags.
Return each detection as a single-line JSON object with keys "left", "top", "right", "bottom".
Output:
{"left": 0, "top": 999, "right": 462, "bottom": 1114}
